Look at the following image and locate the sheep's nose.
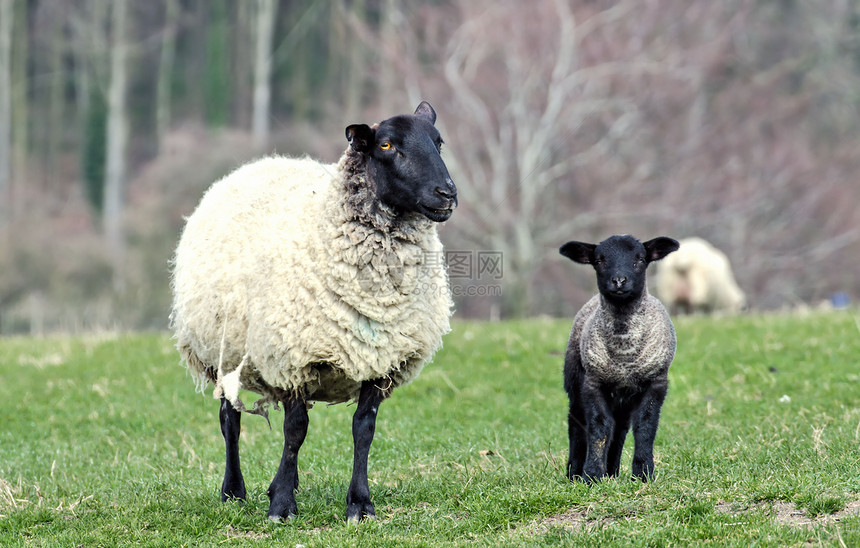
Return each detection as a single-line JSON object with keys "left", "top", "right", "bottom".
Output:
{"left": 612, "top": 276, "right": 627, "bottom": 289}
{"left": 435, "top": 180, "right": 456, "bottom": 200}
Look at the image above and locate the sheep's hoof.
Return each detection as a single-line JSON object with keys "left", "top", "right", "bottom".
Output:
{"left": 346, "top": 502, "right": 376, "bottom": 524}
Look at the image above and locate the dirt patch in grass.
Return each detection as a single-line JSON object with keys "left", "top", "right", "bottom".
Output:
{"left": 533, "top": 499, "right": 860, "bottom": 533}
{"left": 716, "top": 499, "right": 860, "bottom": 528}
{"left": 224, "top": 525, "right": 271, "bottom": 540}
{"left": 531, "top": 506, "right": 632, "bottom": 532}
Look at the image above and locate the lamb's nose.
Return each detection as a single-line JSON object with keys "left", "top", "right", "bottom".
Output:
{"left": 612, "top": 276, "right": 627, "bottom": 288}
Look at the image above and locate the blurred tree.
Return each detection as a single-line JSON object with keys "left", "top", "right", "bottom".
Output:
{"left": 9, "top": 0, "right": 26, "bottom": 214}
{"left": 252, "top": 0, "right": 279, "bottom": 146}
{"left": 156, "top": 0, "right": 179, "bottom": 151}
{"left": 205, "top": 0, "right": 230, "bottom": 127}
{"left": 77, "top": 0, "right": 108, "bottom": 216}
{"left": 232, "top": 0, "right": 254, "bottom": 129}
{"left": 0, "top": 0, "right": 12, "bottom": 228}
{"left": 103, "top": 0, "right": 129, "bottom": 291}
{"left": 82, "top": 91, "right": 107, "bottom": 215}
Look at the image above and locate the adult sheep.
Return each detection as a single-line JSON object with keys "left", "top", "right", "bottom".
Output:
{"left": 560, "top": 234, "right": 679, "bottom": 482}
{"left": 170, "top": 102, "right": 457, "bottom": 523}
{"left": 654, "top": 237, "right": 746, "bottom": 315}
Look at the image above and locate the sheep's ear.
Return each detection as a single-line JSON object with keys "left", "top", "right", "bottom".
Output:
{"left": 643, "top": 237, "right": 680, "bottom": 263}
{"left": 414, "top": 101, "right": 437, "bottom": 125}
{"left": 559, "top": 241, "right": 596, "bottom": 264}
{"left": 345, "top": 124, "right": 375, "bottom": 153}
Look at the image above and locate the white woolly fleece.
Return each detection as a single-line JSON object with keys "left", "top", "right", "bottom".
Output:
{"left": 170, "top": 153, "right": 453, "bottom": 411}
{"left": 654, "top": 237, "right": 745, "bottom": 313}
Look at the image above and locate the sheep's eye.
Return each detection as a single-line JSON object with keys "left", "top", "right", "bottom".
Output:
{"left": 379, "top": 142, "right": 392, "bottom": 151}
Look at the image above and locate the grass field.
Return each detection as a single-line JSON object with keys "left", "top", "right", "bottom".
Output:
{"left": 1, "top": 311, "right": 859, "bottom": 546}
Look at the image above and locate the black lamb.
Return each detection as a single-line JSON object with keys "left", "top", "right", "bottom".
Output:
{"left": 559, "top": 234, "right": 679, "bottom": 483}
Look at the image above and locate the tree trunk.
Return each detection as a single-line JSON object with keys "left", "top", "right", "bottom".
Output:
{"left": 232, "top": 0, "right": 254, "bottom": 129}
{"left": 205, "top": 0, "right": 230, "bottom": 127}
{"left": 156, "top": 0, "right": 179, "bottom": 151}
{"left": 45, "top": 3, "right": 65, "bottom": 189}
{"left": 0, "top": 0, "right": 12, "bottom": 229}
{"left": 103, "top": 0, "right": 129, "bottom": 292}
{"left": 9, "top": 0, "right": 26, "bottom": 220}
{"left": 252, "top": 0, "right": 278, "bottom": 147}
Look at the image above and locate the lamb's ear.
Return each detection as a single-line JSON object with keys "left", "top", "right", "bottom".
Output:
{"left": 559, "top": 241, "right": 596, "bottom": 264}
{"left": 345, "top": 124, "right": 375, "bottom": 153}
{"left": 643, "top": 237, "right": 680, "bottom": 263}
{"left": 414, "top": 101, "right": 437, "bottom": 125}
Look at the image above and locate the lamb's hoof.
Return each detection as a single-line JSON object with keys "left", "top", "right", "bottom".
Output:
{"left": 268, "top": 513, "right": 296, "bottom": 524}
{"left": 346, "top": 502, "right": 376, "bottom": 524}
{"left": 581, "top": 471, "right": 607, "bottom": 485}
{"left": 220, "top": 485, "right": 246, "bottom": 502}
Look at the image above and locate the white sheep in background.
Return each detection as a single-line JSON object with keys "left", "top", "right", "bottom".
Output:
{"left": 170, "top": 102, "right": 457, "bottom": 523}
{"left": 654, "top": 237, "right": 746, "bottom": 315}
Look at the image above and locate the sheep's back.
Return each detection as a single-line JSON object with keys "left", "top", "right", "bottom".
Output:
{"left": 655, "top": 237, "right": 745, "bottom": 313}
{"left": 171, "top": 155, "right": 452, "bottom": 405}
{"left": 171, "top": 156, "right": 331, "bottom": 388}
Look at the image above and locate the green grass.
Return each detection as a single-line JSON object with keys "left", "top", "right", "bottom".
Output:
{"left": 1, "top": 311, "right": 859, "bottom": 546}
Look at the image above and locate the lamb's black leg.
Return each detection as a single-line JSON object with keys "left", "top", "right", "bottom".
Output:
{"left": 631, "top": 379, "right": 668, "bottom": 481}
{"left": 346, "top": 379, "right": 388, "bottom": 523}
{"left": 267, "top": 395, "right": 309, "bottom": 521}
{"left": 606, "top": 413, "right": 631, "bottom": 478}
{"left": 219, "top": 397, "right": 246, "bottom": 501}
{"left": 566, "top": 397, "right": 586, "bottom": 480}
{"left": 581, "top": 383, "right": 614, "bottom": 483}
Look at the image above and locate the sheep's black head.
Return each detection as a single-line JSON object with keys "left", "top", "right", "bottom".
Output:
{"left": 560, "top": 235, "right": 679, "bottom": 305}
{"left": 345, "top": 102, "right": 457, "bottom": 223}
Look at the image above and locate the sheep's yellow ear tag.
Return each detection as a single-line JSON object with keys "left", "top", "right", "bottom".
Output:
{"left": 379, "top": 142, "right": 392, "bottom": 151}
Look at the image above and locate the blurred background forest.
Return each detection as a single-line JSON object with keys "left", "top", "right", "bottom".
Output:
{"left": 0, "top": 0, "right": 859, "bottom": 333}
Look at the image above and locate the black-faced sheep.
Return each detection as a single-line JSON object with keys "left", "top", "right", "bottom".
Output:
{"left": 170, "top": 102, "right": 457, "bottom": 522}
{"left": 559, "top": 235, "right": 679, "bottom": 482}
{"left": 654, "top": 237, "right": 746, "bottom": 315}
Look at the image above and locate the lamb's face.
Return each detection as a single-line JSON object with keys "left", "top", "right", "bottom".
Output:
{"left": 591, "top": 236, "right": 650, "bottom": 303}
{"left": 345, "top": 102, "right": 457, "bottom": 223}
{"left": 560, "top": 235, "right": 680, "bottom": 306}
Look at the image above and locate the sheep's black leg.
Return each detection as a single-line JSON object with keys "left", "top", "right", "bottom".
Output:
{"left": 631, "top": 379, "right": 668, "bottom": 481}
{"left": 566, "top": 396, "right": 587, "bottom": 480}
{"left": 346, "top": 379, "right": 388, "bottom": 523}
{"left": 581, "top": 383, "right": 614, "bottom": 483}
{"left": 267, "top": 395, "right": 309, "bottom": 521}
{"left": 219, "top": 397, "right": 246, "bottom": 501}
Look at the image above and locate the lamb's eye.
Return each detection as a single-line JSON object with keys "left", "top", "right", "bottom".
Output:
{"left": 379, "top": 142, "right": 392, "bottom": 151}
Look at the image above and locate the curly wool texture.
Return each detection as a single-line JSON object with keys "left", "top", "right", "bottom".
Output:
{"left": 170, "top": 149, "right": 453, "bottom": 411}
{"left": 654, "top": 237, "right": 745, "bottom": 314}
{"left": 569, "top": 293, "right": 676, "bottom": 389}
